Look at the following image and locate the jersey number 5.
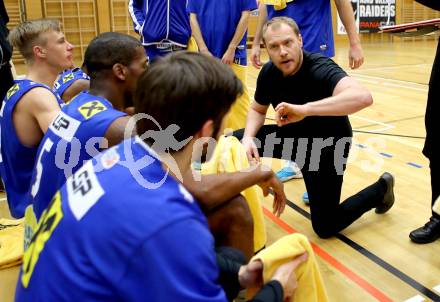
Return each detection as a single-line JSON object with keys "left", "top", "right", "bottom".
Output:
{"left": 31, "top": 138, "right": 54, "bottom": 198}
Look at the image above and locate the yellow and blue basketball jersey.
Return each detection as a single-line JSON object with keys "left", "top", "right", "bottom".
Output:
{"left": 0, "top": 80, "right": 63, "bottom": 218}
{"left": 16, "top": 137, "right": 226, "bottom": 301}
{"left": 30, "top": 91, "right": 126, "bottom": 220}
{"left": 266, "top": 0, "right": 335, "bottom": 57}
{"left": 53, "top": 68, "right": 90, "bottom": 99}
{"left": 187, "top": 0, "right": 257, "bottom": 64}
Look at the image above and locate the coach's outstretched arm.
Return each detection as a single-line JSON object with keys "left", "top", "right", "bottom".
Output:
{"left": 275, "top": 76, "right": 372, "bottom": 126}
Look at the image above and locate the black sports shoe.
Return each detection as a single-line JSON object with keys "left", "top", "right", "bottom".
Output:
{"left": 409, "top": 216, "right": 440, "bottom": 244}
{"left": 375, "top": 172, "right": 395, "bottom": 214}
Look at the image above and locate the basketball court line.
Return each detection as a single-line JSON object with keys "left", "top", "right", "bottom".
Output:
{"left": 262, "top": 207, "right": 393, "bottom": 302}
{"left": 355, "top": 115, "right": 425, "bottom": 129}
{"left": 354, "top": 128, "right": 425, "bottom": 150}
{"left": 404, "top": 295, "right": 426, "bottom": 302}
{"left": 266, "top": 197, "right": 440, "bottom": 301}
{"left": 248, "top": 70, "right": 429, "bottom": 93}
{"left": 349, "top": 115, "right": 395, "bottom": 132}
{"left": 350, "top": 74, "right": 429, "bottom": 92}
{"left": 355, "top": 63, "right": 431, "bottom": 72}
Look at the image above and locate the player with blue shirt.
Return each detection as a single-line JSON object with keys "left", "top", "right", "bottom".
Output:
{"left": 188, "top": 0, "right": 257, "bottom": 131}
{"left": 53, "top": 67, "right": 90, "bottom": 103}
{"left": 15, "top": 52, "right": 302, "bottom": 302}
{"left": 269, "top": 2, "right": 334, "bottom": 58}
{"left": 0, "top": 80, "right": 63, "bottom": 218}
{"left": 251, "top": 0, "right": 364, "bottom": 69}
{"left": 0, "top": 19, "right": 73, "bottom": 218}
{"left": 29, "top": 32, "right": 147, "bottom": 221}
{"left": 188, "top": 0, "right": 256, "bottom": 65}
{"left": 128, "top": 0, "right": 191, "bottom": 60}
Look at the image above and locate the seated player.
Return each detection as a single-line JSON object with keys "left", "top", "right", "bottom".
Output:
{"left": 29, "top": 32, "right": 146, "bottom": 221}
{"left": 0, "top": 19, "right": 72, "bottom": 218}
{"left": 53, "top": 66, "right": 90, "bottom": 103}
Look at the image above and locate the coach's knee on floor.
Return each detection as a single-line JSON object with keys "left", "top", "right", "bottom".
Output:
{"left": 311, "top": 221, "right": 337, "bottom": 239}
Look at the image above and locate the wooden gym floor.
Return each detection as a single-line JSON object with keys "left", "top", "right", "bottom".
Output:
{"left": 1, "top": 38, "right": 439, "bottom": 302}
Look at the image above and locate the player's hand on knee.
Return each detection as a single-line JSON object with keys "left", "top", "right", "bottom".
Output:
{"left": 257, "top": 169, "right": 286, "bottom": 217}
{"left": 271, "top": 178, "right": 286, "bottom": 217}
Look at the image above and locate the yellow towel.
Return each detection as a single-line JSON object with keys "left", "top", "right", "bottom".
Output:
{"left": 262, "top": 0, "right": 294, "bottom": 10}
{"left": 247, "top": 233, "right": 329, "bottom": 302}
{"left": 201, "top": 135, "right": 267, "bottom": 252}
{"left": 433, "top": 196, "right": 440, "bottom": 216}
{"left": 224, "top": 64, "right": 251, "bottom": 132}
{"left": 0, "top": 218, "right": 24, "bottom": 269}
{"left": 187, "top": 36, "right": 199, "bottom": 52}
